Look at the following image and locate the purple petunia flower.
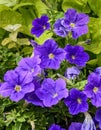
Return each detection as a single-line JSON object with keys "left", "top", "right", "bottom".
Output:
{"left": 48, "top": 124, "right": 65, "bottom": 130}
{"left": 65, "top": 66, "right": 80, "bottom": 80}
{"left": 84, "top": 73, "right": 101, "bottom": 107}
{"left": 81, "top": 112, "right": 96, "bottom": 130}
{"left": 24, "top": 77, "right": 44, "bottom": 107}
{"left": 54, "top": 18, "right": 69, "bottom": 37}
{"left": 36, "top": 39, "right": 66, "bottom": 69}
{"left": 93, "top": 117, "right": 101, "bottom": 130}
{"left": 30, "top": 40, "right": 38, "bottom": 48}
{"left": 16, "top": 55, "right": 41, "bottom": 77}
{"left": 64, "top": 88, "right": 88, "bottom": 115}
{"left": 0, "top": 82, "right": 3, "bottom": 87}
{"left": 31, "top": 15, "right": 50, "bottom": 37}
{"left": 95, "top": 108, "right": 101, "bottom": 129}
{"left": 0, "top": 70, "right": 35, "bottom": 102}
{"left": 36, "top": 78, "right": 68, "bottom": 107}
{"left": 95, "top": 67, "right": 101, "bottom": 76}
{"left": 64, "top": 8, "right": 89, "bottom": 39}
{"left": 54, "top": 9, "right": 89, "bottom": 39}
{"left": 68, "top": 122, "right": 82, "bottom": 130}
{"left": 65, "top": 44, "right": 89, "bottom": 67}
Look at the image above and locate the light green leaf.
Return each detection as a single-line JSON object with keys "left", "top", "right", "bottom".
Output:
{"left": 0, "top": 10, "right": 25, "bottom": 28}
{"left": 1, "top": 38, "right": 12, "bottom": 46}
{"left": 74, "top": 80, "right": 87, "bottom": 90}
{"left": 0, "top": 0, "right": 19, "bottom": 7}
{"left": 3, "top": 24, "right": 21, "bottom": 32}
{"left": 8, "top": 42, "right": 16, "bottom": 49}
{"left": 17, "top": 38, "right": 30, "bottom": 45}
{"left": 83, "top": 17, "right": 101, "bottom": 54}
{"left": 88, "top": 0, "right": 101, "bottom": 17}
{"left": 21, "top": 47, "right": 33, "bottom": 55}
{"left": 33, "top": 0, "right": 48, "bottom": 17}
{"left": 35, "top": 31, "right": 53, "bottom": 45}
{"left": 62, "top": 0, "right": 90, "bottom": 13}
{"left": 0, "top": 5, "right": 11, "bottom": 12}
{"left": 9, "top": 32, "right": 18, "bottom": 42}
{"left": 87, "top": 59, "right": 98, "bottom": 66}
{"left": 14, "top": 122, "right": 22, "bottom": 130}
{"left": 97, "top": 53, "right": 101, "bottom": 66}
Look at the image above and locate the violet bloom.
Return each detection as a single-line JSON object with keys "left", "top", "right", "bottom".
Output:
{"left": 81, "top": 112, "right": 96, "bottom": 130}
{"left": 65, "top": 44, "right": 89, "bottom": 67}
{"left": 31, "top": 15, "right": 50, "bottom": 37}
{"left": 95, "top": 67, "right": 101, "bottom": 76}
{"left": 36, "top": 39, "right": 66, "bottom": 69}
{"left": 68, "top": 122, "right": 82, "bottom": 130}
{"left": 49, "top": 124, "right": 65, "bottom": 130}
{"left": 54, "top": 18, "right": 69, "bottom": 37}
{"left": 64, "top": 88, "right": 88, "bottom": 115}
{"left": 30, "top": 40, "right": 38, "bottom": 48}
{"left": 24, "top": 77, "right": 44, "bottom": 107}
{"left": 93, "top": 117, "right": 101, "bottom": 130}
{"left": 0, "top": 70, "right": 34, "bottom": 102}
{"left": 64, "top": 8, "right": 89, "bottom": 39}
{"left": 0, "top": 82, "right": 3, "bottom": 87}
{"left": 84, "top": 73, "right": 101, "bottom": 107}
{"left": 16, "top": 55, "right": 41, "bottom": 77}
{"left": 65, "top": 66, "right": 80, "bottom": 79}
{"left": 36, "top": 78, "right": 68, "bottom": 107}
{"left": 95, "top": 108, "right": 101, "bottom": 129}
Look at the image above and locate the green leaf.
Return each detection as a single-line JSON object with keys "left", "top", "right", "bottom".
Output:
{"left": 1, "top": 38, "right": 12, "bottom": 46}
{"left": 13, "top": 122, "right": 22, "bottom": 130}
{"left": 17, "top": 38, "right": 30, "bottom": 45}
{"left": 83, "top": 18, "right": 101, "bottom": 54}
{"left": 0, "top": 10, "right": 25, "bottom": 28}
{"left": 3, "top": 24, "right": 21, "bottom": 32}
{"left": 33, "top": 0, "right": 48, "bottom": 17}
{"left": 8, "top": 42, "right": 16, "bottom": 49}
{"left": 0, "top": 5, "right": 11, "bottom": 12}
{"left": 74, "top": 80, "right": 87, "bottom": 90}
{"left": 87, "top": 59, "right": 98, "bottom": 66}
{"left": 88, "top": 0, "right": 101, "bottom": 17}
{"left": 0, "top": 28, "right": 6, "bottom": 42}
{"left": 21, "top": 47, "right": 33, "bottom": 55}
{"left": 97, "top": 53, "right": 101, "bottom": 66}
{"left": 0, "top": 0, "right": 19, "bottom": 7}
{"left": 62, "top": 0, "right": 90, "bottom": 13}
{"left": 12, "top": 3, "right": 35, "bottom": 11}
{"left": 35, "top": 31, "right": 53, "bottom": 44}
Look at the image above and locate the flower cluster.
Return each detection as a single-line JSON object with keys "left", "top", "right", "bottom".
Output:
{"left": 1, "top": 8, "right": 101, "bottom": 130}
{"left": 54, "top": 8, "right": 89, "bottom": 39}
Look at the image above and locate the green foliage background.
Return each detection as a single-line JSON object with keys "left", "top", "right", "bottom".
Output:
{"left": 0, "top": 0, "right": 101, "bottom": 129}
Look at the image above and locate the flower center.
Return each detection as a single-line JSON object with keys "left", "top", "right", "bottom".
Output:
{"left": 14, "top": 85, "right": 21, "bottom": 92}
{"left": 31, "top": 68, "right": 34, "bottom": 73}
{"left": 70, "top": 23, "right": 75, "bottom": 28}
{"left": 48, "top": 53, "right": 55, "bottom": 59}
{"left": 72, "top": 55, "right": 75, "bottom": 60}
{"left": 93, "top": 87, "right": 98, "bottom": 93}
{"left": 77, "top": 98, "right": 82, "bottom": 104}
{"left": 43, "top": 25, "right": 46, "bottom": 29}
{"left": 53, "top": 93, "right": 58, "bottom": 98}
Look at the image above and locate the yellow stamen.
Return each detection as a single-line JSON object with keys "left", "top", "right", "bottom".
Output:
{"left": 48, "top": 53, "right": 55, "bottom": 59}
{"left": 31, "top": 69, "right": 34, "bottom": 73}
{"left": 77, "top": 98, "right": 82, "bottom": 104}
{"left": 72, "top": 55, "right": 75, "bottom": 59}
{"left": 53, "top": 93, "right": 58, "bottom": 98}
{"left": 43, "top": 25, "right": 46, "bottom": 29}
{"left": 70, "top": 23, "right": 75, "bottom": 28}
{"left": 14, "top": 85, "right": 21, "bottom": 92}
{"left": 93, "top": 87, "right": 98, "bottom": 93}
